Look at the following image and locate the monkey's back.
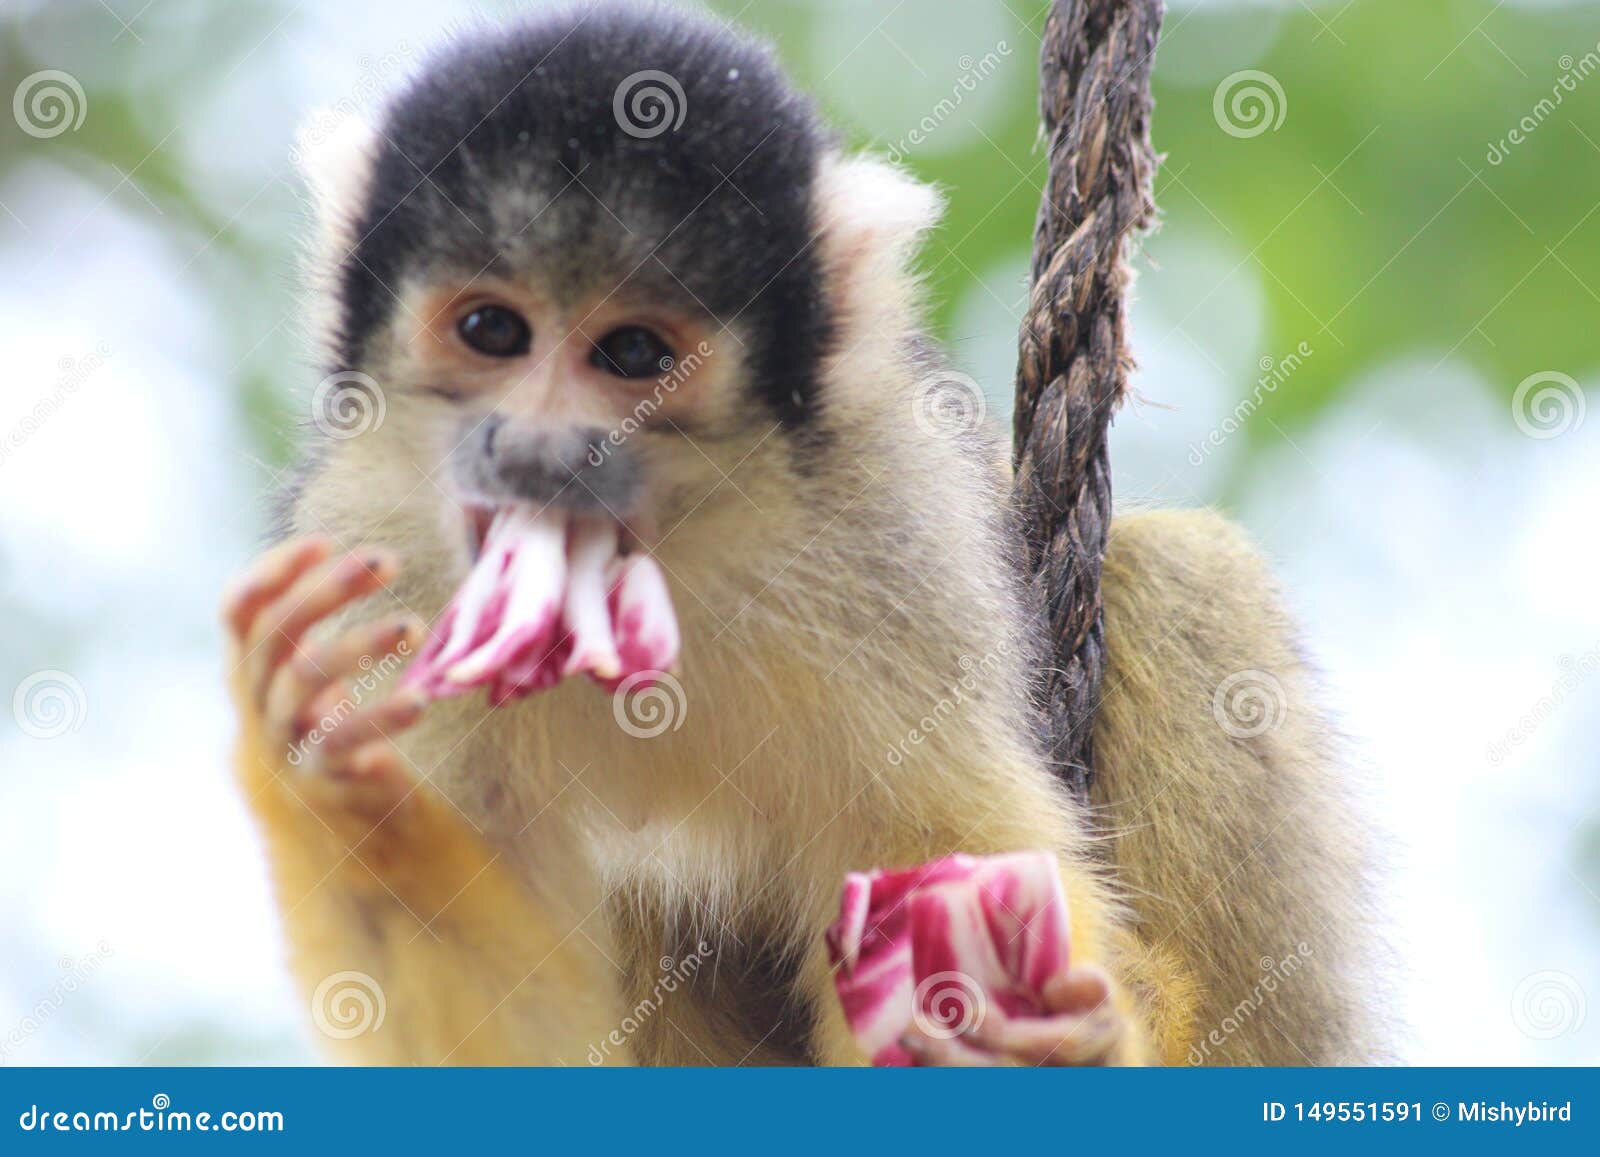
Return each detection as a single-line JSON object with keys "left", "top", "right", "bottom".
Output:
{"left": 1093, "top": 508, "right": 1385, "bottom": 1064}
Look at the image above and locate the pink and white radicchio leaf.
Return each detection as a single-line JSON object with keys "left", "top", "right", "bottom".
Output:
{"left": 401, "top": 504, "right": 681, "bottom": 705}
{"left": 824, "top": 851, "right": 1071, "bottom": 1066}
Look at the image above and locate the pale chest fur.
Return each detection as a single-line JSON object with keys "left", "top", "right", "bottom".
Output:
{"left": 398, "top": 617, "right": 1072, "bottom": 950}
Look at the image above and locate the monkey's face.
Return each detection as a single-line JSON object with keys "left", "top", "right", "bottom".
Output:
{"left": 305, "top": 8, "right": 845, "bottom": 591}
{"left": 375, "top": 269, "right": 758, "bottom": 567}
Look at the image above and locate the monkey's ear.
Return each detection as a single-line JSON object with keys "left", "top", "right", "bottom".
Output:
{"left": 814, "top": 154, "right": 944, "bottom": 287}
{"left": 292, "top": 109, "right": 380, "bottom": 361}
{"left": 292, "top": 108, "right": 380, "bottom": 250}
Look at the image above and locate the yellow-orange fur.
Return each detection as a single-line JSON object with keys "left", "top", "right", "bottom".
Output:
{"left": 230, "top": 119, "right": 1375, "bottom": 1067}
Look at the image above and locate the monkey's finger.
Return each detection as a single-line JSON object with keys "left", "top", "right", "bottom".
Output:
{"left": 339, "top": 738, "right": 420, "bottom": 813}
{"left": 989, "top": 1008, "right": 1124, "bottom": 1067}
{"left": 898, "top": 1029, "right": 1002, "bottom": 1067}
{"left": 243, "top": 551, "right": 398, "bottom": 704}
{"left": 266, "top": 614, "right": 422, "bottom": 736}
{"left": 296, "top": 737, "right": 416, "bottom": 822}
{"left": 316, "top": 691, "right": 429, "bottom": 759}
{"left": 1039, "top": 964, "right": 1113, "bottom": 1015}
{"left": 221, "top": 536, "right": 334, "bottom": 646}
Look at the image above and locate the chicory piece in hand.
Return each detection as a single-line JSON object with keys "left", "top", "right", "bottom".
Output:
{"left": 825, "top": 851, "right": 1071, "bottom": 1066}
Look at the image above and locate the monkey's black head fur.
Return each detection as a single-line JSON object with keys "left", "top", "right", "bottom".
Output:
{"left": 337, "top": 2, "right": 837, "bottom": 428}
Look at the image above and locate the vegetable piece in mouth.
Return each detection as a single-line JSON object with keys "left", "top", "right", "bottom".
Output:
{"left": 401, "top": 504, "right": 681, "bottom": 705}
{"left": 824, "top": 851, "right": 1072, "bottom": 1066}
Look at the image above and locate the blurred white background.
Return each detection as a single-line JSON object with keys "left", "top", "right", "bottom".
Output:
{"left": 1, "top": 0, "right": 1596, "bottom": 1064}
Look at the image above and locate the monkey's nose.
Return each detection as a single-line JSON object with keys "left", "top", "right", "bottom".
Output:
{"left": 451, "top": 418, "right": 641, "bottom": 515}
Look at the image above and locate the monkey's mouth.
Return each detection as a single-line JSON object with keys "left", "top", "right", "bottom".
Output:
{"left": 400, "top": 504, "right": 680, "bottom": 706}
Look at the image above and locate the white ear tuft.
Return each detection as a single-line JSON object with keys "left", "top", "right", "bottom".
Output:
{"left": 815, "top": 154, "right": 944, "bottom": 267}
{"left": 291, "top": 108, "right": 380, "bottom": 234}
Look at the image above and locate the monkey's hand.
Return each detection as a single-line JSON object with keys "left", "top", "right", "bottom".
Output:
{"left": 222, "top": 536, "right": 627, "bottom": 1064}
{"left": 900, "top": 964, "right": 1143, "bottom": 1067}
{"left": 222, "top": 535, "right": 427, "bottom": 815}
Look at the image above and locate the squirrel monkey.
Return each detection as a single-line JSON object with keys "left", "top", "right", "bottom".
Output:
{"left": 224, "top": 3, "right": 1378, "bottom": 1066}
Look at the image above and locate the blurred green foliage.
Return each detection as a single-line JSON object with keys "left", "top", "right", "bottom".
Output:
{"left": 3, "top": 0, "right": 1595, "bottom": 456}
{"left": 717, "top": 0, "right": 1600, "bottom": 442}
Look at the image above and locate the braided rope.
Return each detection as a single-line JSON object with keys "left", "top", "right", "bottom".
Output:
{"left": 1013, "top": 0, "right": 1163, "bottom": 801}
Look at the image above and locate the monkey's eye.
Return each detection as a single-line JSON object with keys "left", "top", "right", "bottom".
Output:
{"left": 457, "top": 305, "right": 531, "bottom": 358}
{"left": 591, "top": 326, "right": 674, "bottom": 379}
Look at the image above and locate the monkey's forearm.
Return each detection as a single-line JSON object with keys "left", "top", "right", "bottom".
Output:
{"left": 1055, "top": 867, "right": 1195, "bottom": 1066}
{"left": 223, "top": 537, "right": 626, "bottom": 1065}
{"left": 236, "top": 727, "right": 626, "bottom": 1065}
